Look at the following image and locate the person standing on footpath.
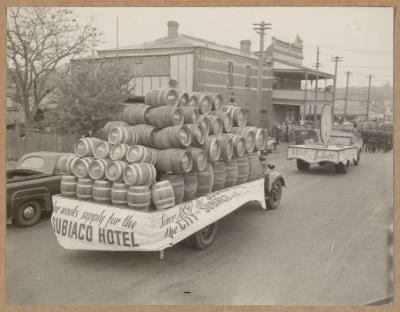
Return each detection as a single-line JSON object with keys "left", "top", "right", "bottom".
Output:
{"left": 272, "top": 122, "right": 281, "bottom": 145}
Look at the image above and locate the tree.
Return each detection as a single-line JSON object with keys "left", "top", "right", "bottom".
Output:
{"left": 7, "top": 7, "right": 100, "bottom": 127}
{"left": 48, "top": 59, "right": 133, "bottom": 135}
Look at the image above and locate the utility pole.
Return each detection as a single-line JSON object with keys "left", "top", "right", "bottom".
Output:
{"left": 116, "top": 16, "right": 119, "bottom": 59}
{"left": 344, "top": 71, "right": 351, "bottom": 121}
{"left": 330, "top": 56, "right": 343, "bottom": 120}
{"left": 313, "top": 46, "right": 321, "bottom": 124}
{"left": 366, "top": 74, "right": 373, "bottom": 120}
{"left": 253, "top": 21, "right": 271, "bottom": 128}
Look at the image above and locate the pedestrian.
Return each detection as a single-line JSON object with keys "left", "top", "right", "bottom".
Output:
{"left": 272, "top": 122, "right": 281, "bottom": 145}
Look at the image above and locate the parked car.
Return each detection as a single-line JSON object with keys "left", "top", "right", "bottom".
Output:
{"left": 7, "top": 152, "right": 71, "bottom": 227}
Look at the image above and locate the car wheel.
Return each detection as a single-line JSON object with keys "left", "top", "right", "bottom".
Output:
{"left": 14, "top": 200, "right": 42, "bottom": 227}
{"left": 297, "top": 159, "right": 310, "bottom": 171}
{"left": 190, "top": 222, "right": 218, "bottom": 250}
{"left": 266, "top": 179, "right": 283, "bottom": 209}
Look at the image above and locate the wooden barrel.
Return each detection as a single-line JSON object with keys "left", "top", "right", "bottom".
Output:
{"left": 245, "top": 126, "right": 266, "bottom": 151}
{"left": 57, "top": 154, "right": 80, "bottom": 174}
{"left": 155, "top": 149, "right": 193, "bottom": 174}
{"left": 126, "top": 145, "right": 155, "bottom": 163}
{"left": 236, "top": 156, "right": 250, "bottom": 184}
{"left": 151, "top": 180, "right": 175, "bottom": 210}
{"left": 159, "top": 173, "right": 184, "bottom": 204}
{"left": 186, "top": 146, "right": 207, "bottom": 171}
{"left": 227, "top": 133, "right": 246, "bottom": 157}
{"left": 233, "top": 127, "right": 256, "bottom": 153}
{"left": 130, "top": 124, "right": 157, "bottom": 147}
{"left": 187, "top": 93, "right": 199, "bottom": 110}
{"left": 109, "top": 143, "right": 129, "bottom": 161}
{"left": 74, "top": 138, "right": 101, "bottom": 157}
{"left": 102, "top": 121, "right": 129, "bottom": 139}
{"left": 122, "top": 104, "right": 150, "bottom": 125}
{"left": 123, "top": 163, "right": 157, "bottom": 186}
{"left": 215, "top": 134, "right": 233, "bottom": 160}
{"left": 211, "top": 161, "right": 226, "bottom": 191}
{"left": 196, "top": 163, "right": 214, "bottom": 197}
{"left": 210, "top": 111, "right": 233, "bottom": 133}
{"left": 181, "top": 106, "right": 199, "bottom": 124}
{"left": 108, "top": 126, "right": 137, "bottom": 145}
{"left": 73, "top": 157, "right": 95, "bottom": 178}
{"left": 247, "top": 152, "right": 262, "bottom": 182}
{"left": 199, "top": 115, "right": 211, "bottom": 136}
{"left": 88, "top": 159, "right": 109, "bottom": 180}
{"left": 208, "top": 93, "right": 224, "bottom": 112}
{"left": 93, "top": 141, "right": 112, "bottom": 159}
{"left": 146, "top": 106, "right": 184, "bottom": 129}
{"left": 127, "top": 185, "right": 152, "bottom": 210}
{"left": 224, "top": 158, "right": 238, "bottom": 188}
{"left": 206, "top": 115, "right": 223, "bottom": 135}
{"left": 154, "top": 125, "right": 192, "bottom": 149}
{"left": 183, "top": 171, "right": 198, "bottom": 202}
{"left": 145, "top": 88, "right": 179, "bottom": 107}
{"left": 76, "top": 178, "right": 93, "bottom": 200}
{"left": 93, "top": 180, "right": 112, "bottom": 203}
{"left": 61, "top": 175, "right": 77, "bottom": 197}
{"left": 105, "top": 160, "right": 127, "bottom": 182}
{"left": 195, "top": 93, "right": 212, "bottom": 115}
{"left": 186, "top": 123, "right": 205, "bottom": 146}
{"left": 177, "top": 92, "right": 189, "bottom": 107}
{"left": 111, "top": 182, "right": 128, "bottom": 207}
{"left": 223, "top": 105, "right": 247, "bottom": 128}
{"left": 202, "top": 137, "right": 221, "bottom": 162}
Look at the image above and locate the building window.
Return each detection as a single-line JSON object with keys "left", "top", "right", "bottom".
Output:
{"left": 245, "top": 65, "right": 251, "bottom": 88}
{"left": 227, "top": 62, "right": 234, "bottom": 87}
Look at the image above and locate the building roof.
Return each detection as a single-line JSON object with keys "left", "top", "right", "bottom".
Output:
{"left": 273, "top": 60, "right": 334, "bottom": 79}
{"left": 97, "top": 34, "right": 259, "bottom": 60}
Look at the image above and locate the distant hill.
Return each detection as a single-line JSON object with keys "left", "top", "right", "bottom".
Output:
{"left": 335, "top": 83, "right": 393, "bottom": 115}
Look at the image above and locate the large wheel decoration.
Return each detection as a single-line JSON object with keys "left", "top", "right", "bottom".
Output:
{"left": 320, "top": 104, "right": 332, "bottom": 143}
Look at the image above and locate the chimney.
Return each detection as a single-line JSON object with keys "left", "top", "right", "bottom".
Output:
{"left": 240, "top": 40, "right": 252, "bottom": 54}
{"left": 167, "top": 21, "right": 179, "bottom": 38}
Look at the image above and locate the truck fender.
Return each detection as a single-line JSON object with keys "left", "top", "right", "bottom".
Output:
{"left": 11, "top": 188, "right": 53, "bottom": 215}
{"left": 265, "top": 172, "right": 286, "bottom": 196}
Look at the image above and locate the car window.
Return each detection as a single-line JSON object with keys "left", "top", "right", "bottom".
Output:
{"left": 19, "top": 156, "right": 45, "bottom": 170}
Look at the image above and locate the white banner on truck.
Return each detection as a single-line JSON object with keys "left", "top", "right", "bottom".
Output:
{"left": 51, "top": 179, "right": 266, "bottom": 251}
{"left": 287, "top": 146, "right": 358, "bottom": 164}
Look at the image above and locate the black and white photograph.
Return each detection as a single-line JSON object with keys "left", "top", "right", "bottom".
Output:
{"left": 5, "top": 6, "right": 394, "bottom": 306}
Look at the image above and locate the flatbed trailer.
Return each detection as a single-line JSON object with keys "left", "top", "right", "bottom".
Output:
{"left": 287, "top": 143, "right": 360, "bottom": 173}
{"left": 51, "top": 169, "right": 285, "bottom": 259}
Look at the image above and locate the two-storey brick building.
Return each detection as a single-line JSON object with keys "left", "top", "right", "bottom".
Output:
{"left": 94, "top": 21, "right": 335, "bottom": 130}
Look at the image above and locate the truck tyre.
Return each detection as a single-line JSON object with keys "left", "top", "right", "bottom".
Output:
{"left": 297, "top": 159, "right": 310, "bottom": 171}
{"left": 14, "top": 200, "right": 42, "bottom": 227}
{"left": 354, "top": 151, "right": 361, "bottom": 165}
{"left": 190, "top": 222, "right": 218, "bottom": 250}
{"left": 266, "top": 179, "right": 283, "bottom": 209}
{"left": 335, "top": 162, "right": 347, "bottom": 174}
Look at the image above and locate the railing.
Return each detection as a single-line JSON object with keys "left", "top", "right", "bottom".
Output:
{"left": 273, "top": 89, "right": 333, "bottom": 102}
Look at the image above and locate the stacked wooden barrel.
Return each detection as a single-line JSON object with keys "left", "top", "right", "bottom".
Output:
{"left": 57, "top": 87, "right": 267, "bottom": 211}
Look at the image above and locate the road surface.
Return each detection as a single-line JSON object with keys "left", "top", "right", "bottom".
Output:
{"left": 6, "top": 151, "right": 393, "bottom": 305}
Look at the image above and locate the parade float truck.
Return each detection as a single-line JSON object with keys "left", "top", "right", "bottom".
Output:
{"left": 50, "top": 89, "right": 285, "bottom": 260}
{"left": 287, "top": 105, "right": 361, "bottom": 174}
{"left": 51, "top": 163, "right": 284, "bottom": 260}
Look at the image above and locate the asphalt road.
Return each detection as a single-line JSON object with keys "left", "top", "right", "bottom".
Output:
{"left": 6, "top": 150, "right": 393, "bottom": 305}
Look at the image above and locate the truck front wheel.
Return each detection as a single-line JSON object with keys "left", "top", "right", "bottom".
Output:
{"left": 266, "top": 179, "right": 283, "bottom": 209}
{"left": 190, "top": 222, "right": 218, "bottom": 250}
{"left": 14, "top": 200, "right": 42, "bottom": 227}
{"left": 335, "top": 162, "right": 347, "bottom": 174}
{"left": 297, "top": 159, "right": 310, "bottom": 171}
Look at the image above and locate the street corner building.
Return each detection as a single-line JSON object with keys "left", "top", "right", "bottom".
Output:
{"left": 73, "top": 21, "right": 335, "bottom": 131}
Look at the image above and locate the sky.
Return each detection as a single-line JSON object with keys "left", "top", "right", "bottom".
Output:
{"left": 72, "top": 7, "right": 393, "bottom": 88}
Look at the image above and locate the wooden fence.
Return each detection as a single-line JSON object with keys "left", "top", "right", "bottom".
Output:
{"left": 7, "top": 128, "right": 80, "bottom": 160}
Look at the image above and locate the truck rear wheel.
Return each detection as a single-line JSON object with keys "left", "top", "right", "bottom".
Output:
{"left": 297, "top": 159, "right": 310, "bottom": 171}
{"left": 190, "top": 222, "right": 218, "bottom": 250}
{"left": 335, "top": 162, "right": 347, "bottom": 174}
{"left": 14, "top": 200, "right": 42, "bottom": 227}
{"left": 354, "top": 151, "right": 361, "bottom": 165}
